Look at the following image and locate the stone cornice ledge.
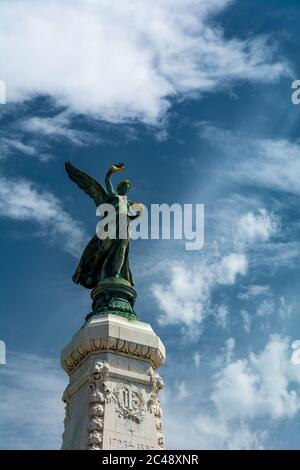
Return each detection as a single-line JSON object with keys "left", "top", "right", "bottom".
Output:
{"left": 61, "top": 314, "right": 166, "bottom": 374}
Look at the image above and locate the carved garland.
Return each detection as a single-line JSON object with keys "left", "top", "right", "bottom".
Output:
{"left": 148, "top": 370, "right": 165, "bottom": 449}
{"left": 87, "top": 361, "right": 111, "bottom": 450}
{"left": 62, "top": 388, "right": 71, "bottom": 445}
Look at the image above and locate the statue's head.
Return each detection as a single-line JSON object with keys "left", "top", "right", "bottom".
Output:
{"left": 117, "top": 179, "right": 131, "bottom": 195}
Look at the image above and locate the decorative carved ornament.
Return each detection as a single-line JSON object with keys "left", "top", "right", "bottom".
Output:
{"left": 112, "top": 383, "right": 146, "bottom": 424}
{"left": 62, "top": 336, "right": 165, "bottom": 374}
{"left": 61, "top": 388, "right": 71, "bottom": 444}
{"left": 87, "top": 366, "right": 165, "bottom": 450}
{"left": 148, "top": 370, "right": 165, "bottom": 449}
{"left": 87, "top": 361, "right": 111, "bottom": 450}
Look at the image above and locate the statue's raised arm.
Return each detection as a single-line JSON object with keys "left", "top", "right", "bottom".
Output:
{"left": 104, "top": 163, "right": 125, "bottom": 197}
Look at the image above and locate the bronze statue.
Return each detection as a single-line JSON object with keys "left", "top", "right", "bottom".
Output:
{"left": 65, "top": 162, "right": 143, "bottom": 292}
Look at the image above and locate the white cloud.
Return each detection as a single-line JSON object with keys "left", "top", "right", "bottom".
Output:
{"left": 224, "top": 337, "right": 236, "bottom": 364}
{"left": 0, "top": 0, "right": 286, "bottom": 124}
{"left": 0, "top": 110, "right": 101, "bottom": 162}
{"left": 193, "top": 352, "right": 201, "bottom": 368}
{"left": 240, "top": 309, "right": 251, "bottom": 333}
{"left": 238, "top": 284, "right": 270, "bottom": 300}
{"left": 19, "top": 112, "right": 99, "bottom": 146}
{"left": 236, "top": 209, "right": 279, "bottom": 245}
{"left": 152, "top": 261, "right": 210, "bottom": 328}
{"left": 0, "top": 352, "right": 66, "bottom": 450}
{"left": 279, "top": 297, "right": 294, "bottom": 320}
{"left": 201, "top": 125, "right": 300, "bottom": 196}
{"left": 0, "top": 136, "right": 52, "bottom": 162}
{"left": 248, "top": 285, "right": 270, "bottom": 296}
{"left": 216, "top": 253, "right": 248, "bottom": 284}
{"left": 257, "top": 299, "right": 274, "bottom": 317}
{"left": 236, "top": 139, "right": 300, "bottom": 195}
{"left": 176, "top": 381, "right": 189, "bottom": 400}
{"left": 239, "top": 292, "right": 293, "bottom": 329}
{"left": 192, "top": 415, "right": 266, "bottom": 450}
{"left": 212, "top": 335, "right": 300, "bottom": 421}
{"left": 214, "top": 304, "right": 229, "bottom": 329}
{"left": 0, "top": 175, "right": 86, "bottom": 256}
{"left": 163, "top": 395, "right": 266, "bottom": 450}
{"left": 210, "top": 336, "right": 236, "bottom": 369}
{"left": 163, "top": 335, "right": 300, "bottom": 449}
{"left": 150, "top": 191, "right": 282, "bottom": 335}
{"left": 152, "top": 252, "right": 247, "bottom": 329}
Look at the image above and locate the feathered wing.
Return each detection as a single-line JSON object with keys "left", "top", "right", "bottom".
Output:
{"left": 65, "top": 161, "right": 108, "bottom": 206}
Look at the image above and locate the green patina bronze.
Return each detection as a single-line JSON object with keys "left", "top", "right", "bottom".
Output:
{"left": 65, "top": 162, "right": 143, "bottom": 321}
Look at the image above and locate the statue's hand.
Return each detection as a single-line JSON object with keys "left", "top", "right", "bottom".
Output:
{"left": 131, "top": 202, "right": 144, "bottom": 212}
{"left": 130, "top": 202, "right": 144, "bottom": 220}
{"left": 109, "top": 163, "right": 125, "bottom": 173}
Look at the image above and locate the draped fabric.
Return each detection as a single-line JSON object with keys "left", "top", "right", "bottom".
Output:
{"left": 72, "top": 234, "right": 134, "bottom": 288}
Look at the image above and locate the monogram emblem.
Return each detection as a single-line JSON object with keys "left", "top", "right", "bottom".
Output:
{"left": 112, "top": 383, "right": 146, "bottom": 423}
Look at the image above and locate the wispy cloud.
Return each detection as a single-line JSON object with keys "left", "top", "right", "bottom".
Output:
{"left": 213, "top": 304, "right": 229, "bottom": 329}
{"left": 0, "top": 175, "right": 86, "bottom": 257}
{"left": 0, "top": 135, "right": 52, "bottom": 162}
{"left": 236, "top": 209, "right": 279, "bottom": 245}
{"left": 163, "top": 335, "right": 300, "bottom": 449}
{"left": 0, "top": 109, "right": 100, "bottom": 162}
{"left": 19, "top": 111, "right": 100, "bottom": 146}
{"left": 151, "top": 203, "right": 278, "bottom": 333}
{"left": 235, "top": 139, "right": 300, "bottom": 196}
{"left": 200, "top": 124, "right": 300, "bottom": 196}
{"left": 0, "top": 352, "right": 66, "bottom": 450}
{"left": 212, "top": 335, "right": 300, "bottom": 420}
{"left": 241, "top": 310, "right": 251, "bottom": 333}
{"left": 0, "top": 0, "right": 287, "bottom": 124}
{"left": 152, "top": 252, "right": 247, "bottom": 332}
{"left": 193, "top": 351, "right": 201, "bottom": 368}
{"left": 238, "top": 284, "right": 271, "bottom": 300}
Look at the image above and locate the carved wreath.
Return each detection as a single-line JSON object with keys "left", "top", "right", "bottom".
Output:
{"left": 112, "top": 383, "right": 146, "bottom": 424}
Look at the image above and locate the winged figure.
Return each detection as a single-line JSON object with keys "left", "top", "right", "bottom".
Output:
{"left": 65, "top": 161, "right": 142, "bottom": 289}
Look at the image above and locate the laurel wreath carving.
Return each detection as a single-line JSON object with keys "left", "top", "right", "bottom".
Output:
{"left": 112, "top": 383, "right": 146, "bottom": 424}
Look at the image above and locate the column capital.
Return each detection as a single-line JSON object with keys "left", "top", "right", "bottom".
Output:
{"left": 61, "top": 314, "right": 166, "bottom": 375}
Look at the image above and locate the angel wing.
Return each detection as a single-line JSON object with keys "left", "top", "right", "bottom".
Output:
{"left": 65, "top": 161, "right": 108, "bottom": 206}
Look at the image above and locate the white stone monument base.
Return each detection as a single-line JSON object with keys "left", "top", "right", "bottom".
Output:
{"left": 61, "top": 314, "right": 166, "bottom": 450}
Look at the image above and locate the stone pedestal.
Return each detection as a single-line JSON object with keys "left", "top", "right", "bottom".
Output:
{"left": 61, "top": 314, "right": 166, "bottom": 450}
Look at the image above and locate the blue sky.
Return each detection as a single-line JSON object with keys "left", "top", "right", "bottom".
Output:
{"left": 1, "top": 0, "right": 300, "bottom": 449}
